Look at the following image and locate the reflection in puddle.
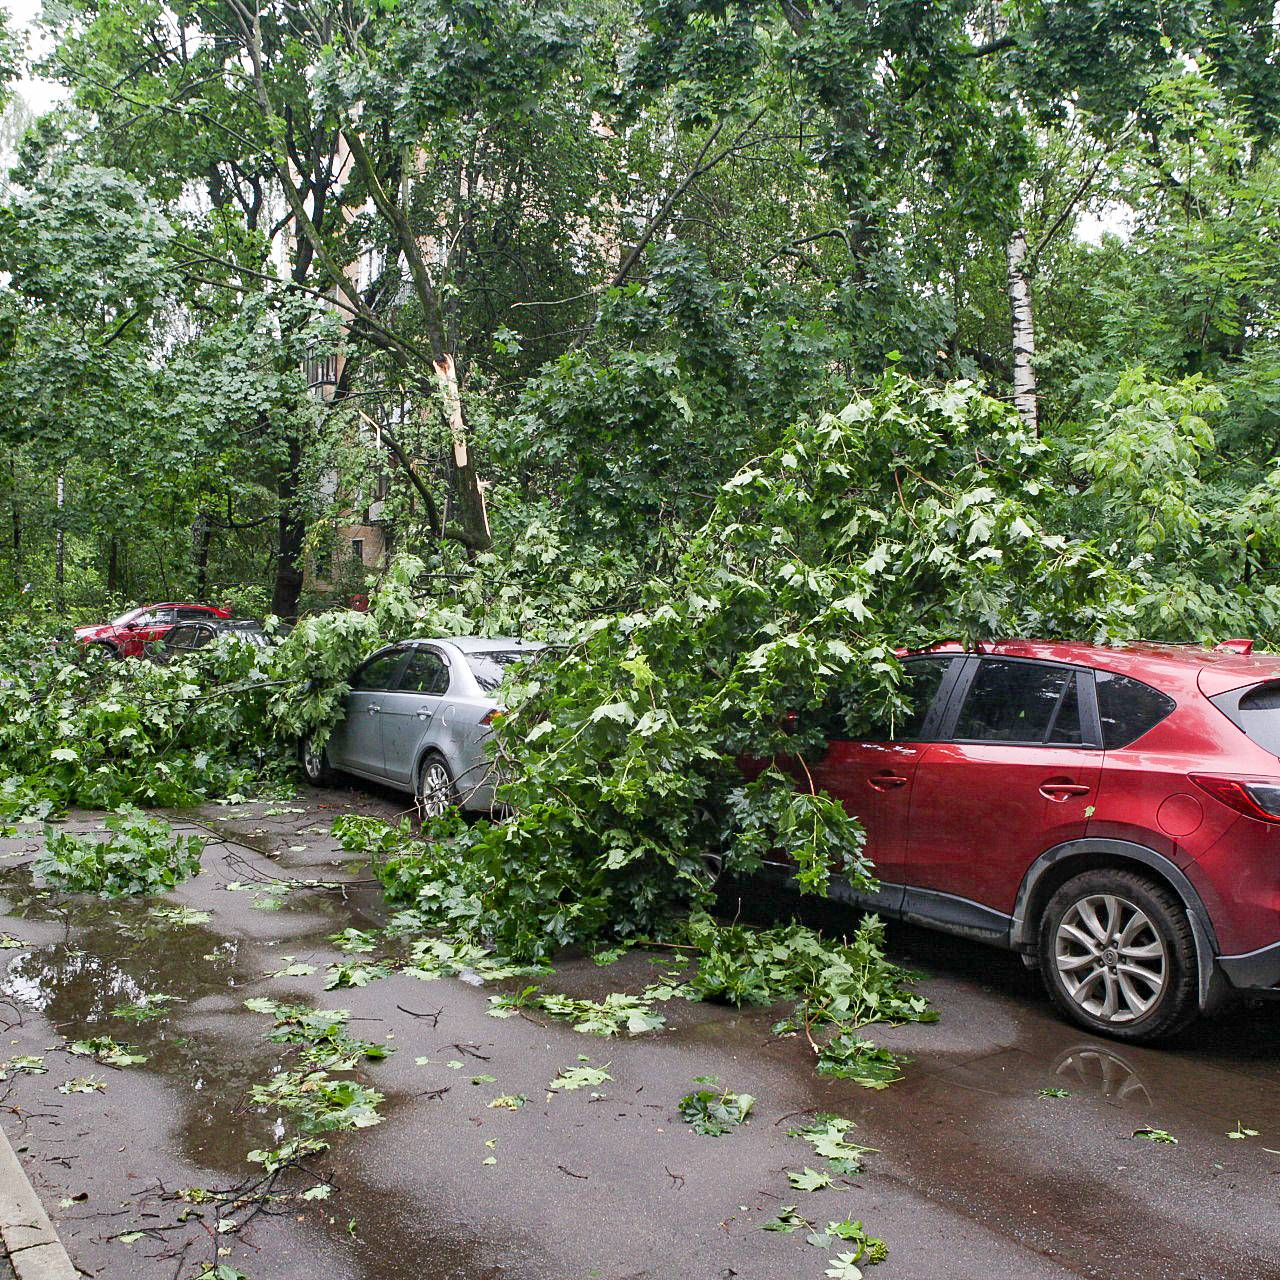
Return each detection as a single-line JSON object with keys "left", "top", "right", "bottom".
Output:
{"left": 1053, "top": 1043, "right": 1152, "bottom": 1108}
{"left": 0, "top": 863, "right": 290, "bottom": 1173}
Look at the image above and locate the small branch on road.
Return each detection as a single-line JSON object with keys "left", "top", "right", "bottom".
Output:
{"left": 395, "top": 1004, "right": 442, "bottom": 1026}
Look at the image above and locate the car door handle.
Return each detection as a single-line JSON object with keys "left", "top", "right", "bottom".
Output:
{"left": 367, "top": 704, "right": 381, "bottom": 714}
{"left": 869, "top": 772, "right": 910, "bottom": 790}
{"left": 416, "top": 710, "right": 432, "bottom": 722}
{"left": 1041, "top": 781, "right": 1090, "bottom": 799}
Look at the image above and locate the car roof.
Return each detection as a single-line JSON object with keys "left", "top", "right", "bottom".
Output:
{"left": 907, "top": 640, "right": 1280, "bottom": 697}
{"left": 414, "top": 636, "right": 546, "bottom": 654}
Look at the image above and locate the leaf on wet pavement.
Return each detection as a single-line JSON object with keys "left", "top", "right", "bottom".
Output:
{"left": 68, "top": 1037, "right": 146, "bottom": 1067}
{"left": 548, "top": 1057, "right": 612, "bottom": 1092}
{"left": 57, "top": 1076, "right": 106, "bottom": 1094}
{"left": 759, "top": 1206, "right": 811, "bottom": 1233}
{"left": 787, "top": 1167, "right": 833, "bottom": 1192}
{"left": 677, "top": 1079, "right": 754, "bottom": 1136}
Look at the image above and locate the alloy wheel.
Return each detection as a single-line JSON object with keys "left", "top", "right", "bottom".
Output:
{"left": 302, "top": 737, "right": 324, "bottom": 782}
{"left": 417, "top": 760, "right": 454, "bottom": 819}
{"left": 1054, "top": 893, "right": 1167, "bottom": 1024}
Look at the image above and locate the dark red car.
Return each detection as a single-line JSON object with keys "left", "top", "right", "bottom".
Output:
{"left": 74, "top": 603, "right": 231, "bottom": 659}
{"left": 777, "top": 640, "right": 1280, "bottom": 1042}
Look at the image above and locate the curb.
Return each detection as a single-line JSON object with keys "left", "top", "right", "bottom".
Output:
{"left": 0, "top": 1125, "right": 78, "bottom": 1280}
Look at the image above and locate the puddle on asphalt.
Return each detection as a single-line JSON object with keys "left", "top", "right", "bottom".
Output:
{"left": 0, "top": 862, "right": 287, "bottom": 1172}
{"left": 0, "top": 850, "right": 529, "bottom": 1280}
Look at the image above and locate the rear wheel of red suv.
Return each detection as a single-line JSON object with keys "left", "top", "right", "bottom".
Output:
{"left": 1038, "top": 869, "right": 1199, "bottom": 1042}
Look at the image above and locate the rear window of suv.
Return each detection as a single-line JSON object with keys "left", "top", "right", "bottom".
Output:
{"left": 1095, "top": 671, "right": 1176, "bottom": 748}
{"left": 1210, "top": 680, "right": 1280, "bottom": 756}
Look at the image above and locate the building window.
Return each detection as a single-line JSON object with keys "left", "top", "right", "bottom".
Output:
{"left": 351, "top": 538, "right": 365, "bottom": 563}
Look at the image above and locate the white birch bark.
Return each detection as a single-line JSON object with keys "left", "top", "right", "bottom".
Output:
{"left": 1006, "top": 226, "right": 1038, "bottom": 434}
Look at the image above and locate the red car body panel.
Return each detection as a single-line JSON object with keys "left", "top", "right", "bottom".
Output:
{"left": 74, "top": 604, "right": 231, "bottom": 658}
{"left": 772, "top": 639, "right": 1280, "bottom": 997}
{"left": 808, "top": 740, "right": 924, "bottom": 885}
{"left": 906, "top": 741, "right": 1102, "bottom": 915}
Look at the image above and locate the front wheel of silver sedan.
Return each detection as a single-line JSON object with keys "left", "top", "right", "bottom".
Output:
{"left": 416, "top": 753, "right": 460, "bottom": 821}
{"left": 1038, "top": 868, "right": 1200, "bottom": 1043}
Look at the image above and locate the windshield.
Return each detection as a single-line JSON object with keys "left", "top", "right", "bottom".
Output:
{"left": 466, "top": 649, "right": 536, "bottom": 693}
{"left": 110, "top": 608, "right": 142, "bottom": 626}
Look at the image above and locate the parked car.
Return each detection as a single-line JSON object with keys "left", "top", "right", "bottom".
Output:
{"left": 75, "top": 603, "right": 231, "bottom": 658}
{"left": 301, "top": 637, "right": 546, "bottom": 815}
{"left": 152, "top": 618, "right": 275, "bottom": 661}
{"left": 764, "top": 639, "right": 1280, "bottom": 1042}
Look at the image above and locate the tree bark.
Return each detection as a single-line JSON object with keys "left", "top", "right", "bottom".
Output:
{"left": 432, "top": 356, "right": 490, "bottom": 550}
{"left": 192, "top": 512, "right": 212, "bottom": 599}
{"left": 9, "top": 459, "right": 19, "bottom": 586}
{"left": 54, "top": 473, "right": 65, "bottom": 612}
{"left": 343, "top": 130, "right": 493, "bottom": 552}
{"left": 1006, "top": 227, "right": 1038, "bottom": 434}
{"left": 271, "top": 437, "right": 306, "bottom": 620}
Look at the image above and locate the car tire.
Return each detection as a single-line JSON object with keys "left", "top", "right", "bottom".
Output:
{"left": 300, "top": 733, "right": 337, "bottom": 786}
{"left": 90, "top": 641, "right": 120, "bottom": 660}
{"left": 1038, "top": 868, "right": 1200, "bottom": 1043}
{"left": 416, "top": 752, "right": 460, "bottom": 820}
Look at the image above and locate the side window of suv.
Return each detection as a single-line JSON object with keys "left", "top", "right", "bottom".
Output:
{"left": 953, "top": 659, "right": 1081, "bottom": 744}
{"left": 1095, "top": 671, "right": 1175, "bottom": 748}
{"left": 817, "top": 657, "right": 953, "bottom": 741}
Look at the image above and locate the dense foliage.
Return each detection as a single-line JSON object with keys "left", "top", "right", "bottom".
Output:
{"left": 345, "top": 374, "right": 1121, "bottom": 959}
{"left": 0, "top": 0, "right": 1278, "bottom": 1090}
{"left": 0, "top": 0, "right": 1273, "bottom": 633}
{"left": 0, "top": 625, "right": 282, "bottom": 819}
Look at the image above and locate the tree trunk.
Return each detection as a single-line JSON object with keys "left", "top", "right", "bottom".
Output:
{"left": 54, "top": 473, "right": 65, "bottom": 612}
{"left": 1006, "top": 226, "right": 1038, "bottom": 434}
{"left": 107, "top": 536, "right": 120, "bottom": 596}
{"left": 432, "top": 355, "right": 490, "bottom": 551}
{"left": 271, "top": 437, "right": 306, "bottom": 620}
{"left": 192, "top": 512, "right": 212, "bottom": 599}
{"left": 9, "top": 459, "right": 20, "bottom": 586}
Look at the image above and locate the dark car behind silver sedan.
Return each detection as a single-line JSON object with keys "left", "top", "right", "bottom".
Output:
{"left": 301, "top": 636, "right": 545, "bottom": 813}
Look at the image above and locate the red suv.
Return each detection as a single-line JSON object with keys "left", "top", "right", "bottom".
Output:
{"left": 74, "top": 604, "right": 231, "bottom": 659}
{"left": 785, "top": 640, "right": 1280, "bottom": 1042}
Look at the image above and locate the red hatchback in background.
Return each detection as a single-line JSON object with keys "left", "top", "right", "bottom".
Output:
{"left": 780, "top": 640, "right": 1280, "bottom": 1042}
{"left": 74, "top": 603, "right": 231, "bottom": 659}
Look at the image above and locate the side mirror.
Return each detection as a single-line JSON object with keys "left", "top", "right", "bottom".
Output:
{"left": 123, "top": 621, "right": 141, "bottom": 630}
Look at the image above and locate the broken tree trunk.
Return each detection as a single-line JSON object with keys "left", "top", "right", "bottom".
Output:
{"left": 432, "top": 354, "right": 490, "bottom": 551}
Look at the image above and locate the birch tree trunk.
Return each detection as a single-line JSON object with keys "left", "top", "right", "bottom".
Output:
{"left": 55, "top": 473, "right": 65, "bottom": 611}
{"left": 1006, "top": 226, "right": 1038, "bottom": 434}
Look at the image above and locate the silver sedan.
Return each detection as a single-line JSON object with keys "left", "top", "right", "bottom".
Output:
{"left": 301, "top": 636, "right": 545, "bottom": 814}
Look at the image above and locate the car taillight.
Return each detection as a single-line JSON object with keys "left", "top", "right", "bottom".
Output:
{"left": 1190, "top": 774, "right": 1280, "bottom": 824}
{"left": 480, "top": 710, "right": 503, "bottom": 727}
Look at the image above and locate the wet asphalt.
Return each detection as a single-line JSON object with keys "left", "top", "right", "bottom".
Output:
{"left": 0, "top": 788, "right": 1275, "bottom": 1280}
